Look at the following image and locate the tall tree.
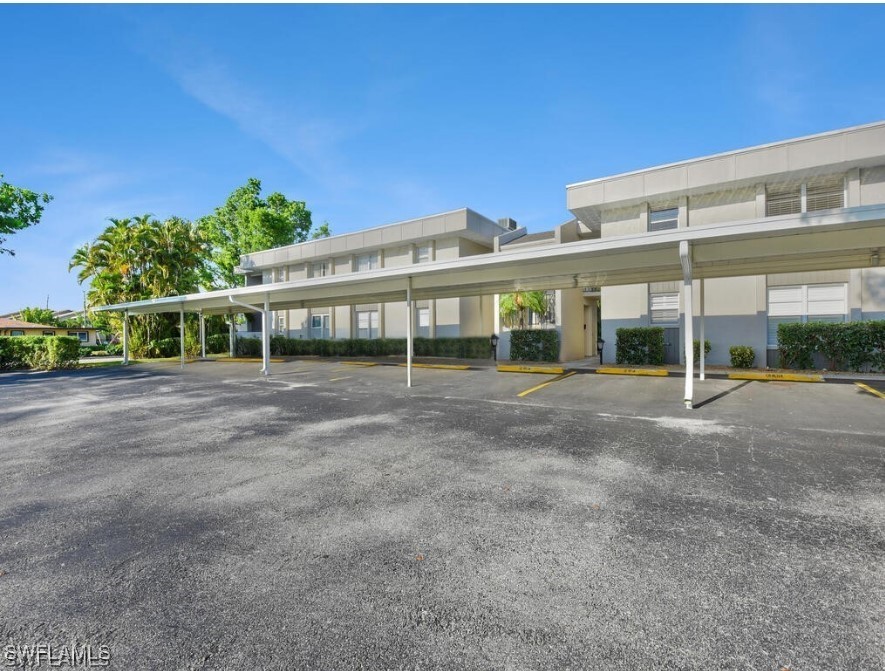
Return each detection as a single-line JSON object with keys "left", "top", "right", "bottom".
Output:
{"left": 199, "top": 178, "right": 317, "bottom": 288}
{"left": 70, "top": 215, "right": 206, "bottom": 354}
{"left": 0, "top": 174, "right": 52, "bottom": 255}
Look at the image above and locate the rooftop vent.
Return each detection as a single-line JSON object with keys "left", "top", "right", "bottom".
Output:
{"left": 498, "top": 217, "right": 518, "bottom": 231}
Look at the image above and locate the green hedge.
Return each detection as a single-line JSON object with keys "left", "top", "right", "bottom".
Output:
{"left": 729, "top": 345, "right": 755, "bottom": 369}
{"left": 0, "top": 336, "right": 82, "bottom": 371}
{"left": 234, "top": 335, "right": 491, "bottom": 359}
{"left": 778, "top": 320, "right": 885, "bottom": 371}
{"left": 693, "top": 339, "right": 711, "bottom": 360}
{"left": 207, "top": 333, "right": 230, "bottom": 354}
{"left": 615, "top": 327, "right": 665, "bottom": 365}
{"left": 509, "top": 329, "right": 560, "bottom": 362}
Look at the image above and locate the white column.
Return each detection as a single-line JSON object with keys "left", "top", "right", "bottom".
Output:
{"left": 122, "top": 310, "right": 130, "bottom": 365}
{"left": 699, "top": 279, "right": 705, "bottom": 381}
{"left": 406, "top": 279, "right": 413, "bottom": 388}
{"left": 179, "top": 306, "right": 186, "bottom": 369}
{"left": 679, "top": 241, "right": 694, "bottom": 409}
{"left": 199, "top": 311, "right": 206, "bottom": 359}
{"left": 228, "top": 312, "right": 235, "bottom": 358}
{"left": 261, "top": 294, "right": 271, "bottom": 376}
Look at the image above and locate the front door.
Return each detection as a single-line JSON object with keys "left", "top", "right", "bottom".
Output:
{"left": 663, "top": 327, "right": 680, "bottom": 364}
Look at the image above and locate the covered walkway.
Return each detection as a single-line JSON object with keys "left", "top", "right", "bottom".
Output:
{"left": 97, "top": 205, "right": 885, "bottom": 408}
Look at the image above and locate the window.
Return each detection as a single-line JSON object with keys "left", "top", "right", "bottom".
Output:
{"left": 43, "top": 331, "right": 55, "bottom": 336}
{"left": 10, "top": 330, "right": 24, "bottom": 337}
{"left": 356, "top": 310, "right": 378, "bottom": 339}
{"left": 275, "top": 267, "right": 286, "bottom": 283}
{"left": 767, "top": 283, "right": 847, "bottom": 347}
{"left": 650, "top": 292, "right": 679, "bottom": 324}
{"left": 67, "top": 331, "right": 88, "bottom": 342}
{"left": 648, "top": 207, "right": 678, "bottom": 232}
{"left": 313, "top": 261, "right": 328, "bottom": 278}
{"left": 416, "top": 307, "right": 430, "bottom": 338}
{"left": 356, "top": 253, "right": 379, "bottom": 272}
{"left": 278, "top": 314, "right": 287, "bottom": 334}
{"left": 806, "top": 177, "right": 844, "bottom": 212}
{"left": 416, "top": 244, "right": 432, "bottom": 263}
{"left": 766, "top": 177, "right": 844, "bottom": 217}
{"left": 310, "top": 314, "right": 330, "bottom": 339}
{"left": 766, "top": 184, "right": 801, "bottom": 216}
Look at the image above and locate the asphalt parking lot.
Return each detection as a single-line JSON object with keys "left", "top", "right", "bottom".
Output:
{"left": 1, "top": 359, "right": 883, "bottom": 670}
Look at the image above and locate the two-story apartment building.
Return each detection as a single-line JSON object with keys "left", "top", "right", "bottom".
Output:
{"left": 230, "top": 122, "right": 885, "bottom": 368}
{"left": 237, "top": 208, "right": 513, "bottom": 341}
{"left": 565, "top": 121, "right": 885, "bottom": 366}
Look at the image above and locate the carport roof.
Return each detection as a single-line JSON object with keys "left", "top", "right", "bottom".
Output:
{"left": 96, "top": 205, "right": 885, "bottom": 315}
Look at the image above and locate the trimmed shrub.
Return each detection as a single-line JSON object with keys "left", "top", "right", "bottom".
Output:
{"left": 0, "top": 336, "right": 81, "bottom": 370}
{"left": 149, "top": 337, "right": 181, "bottom": 359}
{"left": 237, "top": 335, "right": 492, "bottom": 359}
{"left": 615, "top": 327, "right": 665, "bottom": 365}
{"left": 729, "top": 345, "right": 755, "bottom": 369}
{"left": 207, "top": 333, "right": 230, "bottom": 354}
{"left": 509, "top": 329, "right": 560, "bottom": 362}
{"left": 105, "top": 343, "right": 123, "bottom": 355}
{"left": 693, "top": 339, "right": 711, "bottom": 360}
{"left": 778, "top": 320, "right": 885, "bottom": 371}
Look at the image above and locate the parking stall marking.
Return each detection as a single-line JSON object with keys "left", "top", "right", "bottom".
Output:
{"left": 855, "top": 382, "right": 885, "bottom": 400}
{"left": 517, "top": 371, "right": 577, "bottom": 398}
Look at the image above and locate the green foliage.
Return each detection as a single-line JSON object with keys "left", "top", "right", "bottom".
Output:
{"left": 509, "top": 329, "right": 560, "bottom": 362}
{"left": 692, "top": 339, "right": 711, "bottom": 360}
{"left": 729, "top": 345, "right": 756, "bottom": 369}
{"left": 499, "top": 291, "right": 551, "bottom": 329}
{"left": 17, "top": 307, "right": 58, "bottom": 326}
{"left": 233, "top": 336, "right": 491, "bottom": 359}
{"left": 615, "top": 327, "right": 665, "bottom": 365}
{"left": 0, "top": 174, "right": 52, "bottom": 256}
{"left": 105, "top": 343, "right": 123, "bottom": 356}
{"left": 207, "top": 333, "right": 230, "bottom": 354}
{"left": 69, "top": 215, "right": 206, "bottom": 356}
{"left": 778, "top": 321, "right": 885, "bottom": 371}
{"left": 199, "top": 178, "right": 318, "bottom": 289}
{"left": 0, "top": 336, "right": 80, "bottom": 370}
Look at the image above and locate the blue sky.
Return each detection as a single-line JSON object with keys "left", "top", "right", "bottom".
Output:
{"left": 1, "top": 4, "right": 883, "bottom": 313}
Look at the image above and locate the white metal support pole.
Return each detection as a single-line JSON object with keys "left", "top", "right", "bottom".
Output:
{"left": 699, "top": 279, "right": 705, "bottom": 381}
{"left": 122, "top": 310, "right": 130, "bottom": 365}
{"left": 228, "top": 310, "right": 235, "bottom": 358}
{"left": 199, "top": 311, "right": 206, "bottom": 359}
{"left": 406, "top": 278, "right": 413, "bottom": 388}
{"left": 179, "top": 305, "right": 186, "bottom": 369}
{"left": 679, "top": 241, "right": 694, "bottom": 409}
{"left": 262, "top": 294, "right": 271, "bottom": 376}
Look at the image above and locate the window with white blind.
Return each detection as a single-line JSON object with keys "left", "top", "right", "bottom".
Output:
{"left": 767, "top": 283, "right": 847, "bottom": 347}
{"left": 416, "top": 307, "right": 430, "bottom": 337}
{"left": 766, "top": 176, "right": 844, "bottom": 217}
{"left": 312, "top": 261, "right": 328, "bottom": 278}
{"left": 356, "top": 253, "right": 379, "bottom": 272}
{"left": 648, "top": 207, "right": 678, "bottom": 232}
{"left": 278, "top": 313, "right": 287, "bottom": 333}
{"left": 356, "top": 310, "right": 378, "bottom": 339}
{"left": 650, "top": 292, "right": 679, "bottom": 324}
{"left": 275, "top": 267, "right": 286, "bottom": 283}
{"left": 416, "top": 244, "right": 432, "bottom": 263}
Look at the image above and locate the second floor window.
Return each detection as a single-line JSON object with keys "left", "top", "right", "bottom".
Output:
{"left": 313, "top": 261, "right": 328, "bottom": 278}
{"left": 356, "top": 253, "right": 379, "bottom": 272}
{"left": 649, "top": 207, "right": 678, "bottom": 232}
{"left": 767, "top": 176, "right": 844, "bottom": 217}
{"left": 416, "top": 244, "right": 432, "bottom": 263}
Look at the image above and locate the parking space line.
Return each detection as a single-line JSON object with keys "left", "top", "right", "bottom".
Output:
{"left": 329, "top": 376, "right": 352, "bottom": 382}
{"left": 855, "top": 382, "right": 885, "bottom": 400}
{"left": 517, "top": 371, "right": 577, "bottom": 397}
{"left": 340, "top": 361, "right": 377, "bottom": 367}
{"left": 396, "top": 363, "right": 471, "bottom": 371}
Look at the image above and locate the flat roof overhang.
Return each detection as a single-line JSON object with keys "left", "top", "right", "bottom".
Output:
{"left": 96, "top": 205, "right": 885, "bottom": 316}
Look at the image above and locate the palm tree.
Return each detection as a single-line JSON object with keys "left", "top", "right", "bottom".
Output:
{"left": 499, "top": 291, "right": 550, "bottom": 329}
